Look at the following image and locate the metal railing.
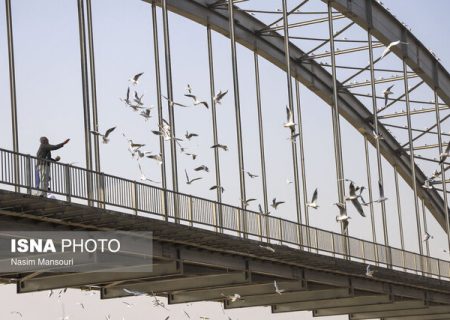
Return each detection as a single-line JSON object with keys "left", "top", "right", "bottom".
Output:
{"left": 0, "top": 147, "right": 449, "bottom": 280}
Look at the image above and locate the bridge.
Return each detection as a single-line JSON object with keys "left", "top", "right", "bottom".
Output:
{"left": 1, "top": 0, "right": 450, "bottom": 319}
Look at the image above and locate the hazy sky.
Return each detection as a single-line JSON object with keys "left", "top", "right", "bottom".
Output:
{"left": 0, "top": 0, "right": 450, "bottom": 319}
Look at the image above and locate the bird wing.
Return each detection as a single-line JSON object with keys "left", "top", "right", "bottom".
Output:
{"left": 387, "top": 84, "right": 395, "bottom": 91}
{"left": 311, "top": 188, "right": 318, "bottom": 203}
{"left": 126, "top": 87, "right": 130, "bottom": 100}
{"left": 191, "top": 177, "right": 202, "bottom": 183}
{"left": 90, "top": 130, "right": 102, "bottom": 136}
{"left": 445, "top": 141, "right": 450, "bottom": 154}
{"left": 133, "top": 72, "right": 144, "bottom": 81}
{"left": 351, "top": 198, "right": 365, "bottom": 217}
{"left": 200, "top": 101, "right": 209, "bottom": 109}
{"left": 378, "top": 181, "right": 384, "bottom": 198}
{"left": 349, "top": 182, "right": 356, "bottom": 196}
{"left": 104, "top": 127, "right": 116, "bottom": 138}
{"left": 184, "top": 169, "right": 189, "bottom": 182}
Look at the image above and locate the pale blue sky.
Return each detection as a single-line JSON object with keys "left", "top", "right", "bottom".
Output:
{"left": 0, "top": 0, "right": 449, "bottom": 319}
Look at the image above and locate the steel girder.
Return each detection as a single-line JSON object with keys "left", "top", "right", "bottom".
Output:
{"left": 145, "top": 0, "right": 449, "bottom": 230}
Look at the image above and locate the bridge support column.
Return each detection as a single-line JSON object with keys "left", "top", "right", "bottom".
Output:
{"left": 5, "top": 0, "right": 19, "bottom": 193}
{"left": 76, "top": 0, "right": 94, "bottom": 206}
{"left": 253, "top": 52, "right": 269, "bottom": 242}
{"left": 326, "top": 2, "right": 348, "bottom": 258}
{"left": 434, "top": 89, "right": 450, "bottom": 256}
{"left": 281, "top": 0, "right": 303, "bottom": 246}
{"left": 227, "top": 0, "right": 247, "bottom": 237}
{"left": 402, "top": 59, "right": 424, "bottom": 270}
{"left": 206, "top": 25, "right": 223, "bottom": 232}
{"left": 161, "top": 0, "right": 179, "bottom": 222}
{"left": 394, "top": 166, "right": 406, "bottom": 270}
{"left": 363, "top": 138, "right": 377, "bottom": 248}
{"left": 151, "top": 2, "right": 168, "bottom": 220}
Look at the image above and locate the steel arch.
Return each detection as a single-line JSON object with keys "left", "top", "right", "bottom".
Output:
{"left": 147, "top": 0, "right": 449, "bottom": 230}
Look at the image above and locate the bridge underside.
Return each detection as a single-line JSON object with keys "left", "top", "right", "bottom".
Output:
{"left": 0, "top": 190, "right": 449, "bottom": 319}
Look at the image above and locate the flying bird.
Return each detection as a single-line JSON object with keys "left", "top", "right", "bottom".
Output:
{"left": 140, "top": 107, "right": 153, "bottom": 121}
{"left": 185, "top": 169, "right": 202, "bottom": 185}
{"left": 283, "top": 106, "right": 296, "bottom": 130}
{"left": 11, "top": 311, "right": 23, "bottom": 318}
{"left": 184, "top": 152, "right": 197, "bottom": 160}
{"left": 211, "top": 144, "right": 228, "bottom": 151}
{"left": 306, "top": 188, "right": 319, "bottom": 209}
{"left": 213, "top": 90, "right": 228, "bottom": 104}
{"left": 243, "top": 170, "right": 258, "bottom": 178}
{"left": 258, "top": 245, "right": 275, "bottom": 253}
{"left": 184, "top": 93, "right": 209, "bottom": 109}
{"left": 90, "top": 127, "right": 116, "bottom": 144}
{"left": 423, "top": 231, "right": 433, "bottom": 242}
{"left": 380, "top": 40, "right": 407, "bottom": 60}
{"left": 383, "top": 84, "right": 394, "bottom": 106}
{"left": 162, "top": 95, "right": 190, "bottom": 108}
{"left": 138, "top": 163, "right": 160, "bottom": 184}
{"left": 274, "top": 281, "right": 285, "bottom": 295}
{"left": 146, "top": 153, "right": 163, "bottom": 165}
{"left": 123, "top": 288, "right": 147, "bottom": 296}
{"left": 122, "top": 301, "right": 135, "bottom": 308}
{"left": 439, "top": 141, "right": 450, "bottom": 164}
{"left": 336, "top": 213, "right": 351, "bottom": 231}
{"left": 258, "top": 204, "right": 270, "bottom": 215}
{"left": 129, "top": 72, "right": 144, "bottom": 85}
{"left": 241, "top": 198, "right": 256, "bottom": 208}
{"left": 221, "top": 293, "right": 242, "bottom": 302}
{"left": 186, "top": 84, "right": 192, "bottom": 94}
{"left": 366, "top": 264, "right": 374, "bottom": 277}
{"left": 345, "top": 182, "right": 365, "bottom": 217}
{"left": 185, "top": 131, "right": 199, "bottom": 140}
{"left": 271, "top": 198, "right": 285, "bottom": 209}
{"left": 134, "top": 91, "right": 144, "bottom": 105}
{"left": 120, "top": 87, "right": 131, "bottom": 105}
{"left": 210, "top": 185, "right": 225, "bottom": 193}
{"left": 194, "top": 165, "right": 209, "bottom": 172}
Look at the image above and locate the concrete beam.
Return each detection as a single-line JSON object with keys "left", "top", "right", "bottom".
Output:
{"left": 350, "top": 305, "right": 450, "bottom": 320}
{"left": 224, "top": 287, "right": 352, "bottom": 309}
{"left": 101, "top": 272, "right": 250, "bottom": 299}
{"left": 17, "top": 262, "right": 181, "bottom": 293}
{"left": 313, "top": 299, "right": 426, "bottom": 317}
{"left": 272, "top": 294, "right": 391, "bottom": 313}
{"left": 169, "top": 280, "right": 307, "bottom": 304}
{"left": 384, "top": 314, "right": 450, "bottom": 320}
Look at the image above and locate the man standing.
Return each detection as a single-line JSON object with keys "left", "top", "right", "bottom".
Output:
{"left": 36, "top": 137, "right": 70, "bottom": 196}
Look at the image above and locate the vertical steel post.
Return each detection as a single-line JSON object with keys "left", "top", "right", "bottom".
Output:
{"left": 85, "top": 0, "right": 100, "bottom": 173}
{"left": 151, "top": 2, "right": 168, "bottom": 219}
{"left": 227, "top": 1, "right": 247, "bottom": 234}
{"left": 403, "top": 60, "right": 424, "bottom": 258}
{"left": 364, "top": 138, "right": 377, "bottom": 243}
{"left": 367, "top": 32, "right": 389, "bottom": 248}
{"left": 421, "top": 199, "right": 430, "bottom": 257}
{"left": 294, "top": 80, "right": 310, "bottom": 247}
{"left": 282, "top": 0, "right": 302, "bottom": 229}
{"left": 77, "top": 0, "right": 93, "bottom": 204}
{"left": 394, "top": 166, "right": 406, "bottom": 269}
{"left": 327, "top": 3, "right": 346, "bottom": 234}
{"left": 5, "top": 0, "right": 19, "bottom": 191}
{"left": 206, "top": 25, "right": 223, "bottom": 231}
{"left": 254, "top": 52, "right": 270, "bottom": 241}
{"left": 161, "top": 0, "right": 179, "bottom": 220}
{"left": 434, "top": 90, "right": 450, "bottom": 252}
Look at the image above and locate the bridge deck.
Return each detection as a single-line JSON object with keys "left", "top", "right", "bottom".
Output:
{"left": 1, "top": 189, "right": 450, "bottom": 319}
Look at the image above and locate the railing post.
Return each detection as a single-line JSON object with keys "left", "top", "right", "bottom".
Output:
{"left": 236, "top": 208, "right": 242, "bottom": 237}
{"left": 257, "top": 211, "right": 263, "bottom": 242}
{"left": 132, "top": 181, "right": 138, "bottom": 215}
{"left": 279, "top": 219, "right": 283, "bottom": 245}
{"left": 65, "top": 164, "right": 72, "bottom": 202}
{"left": 331, "top": 233, "right": 335, "bottom": 257}
{"left": 188, "top": 197, "right": 193, "bottom": 227}
{"left": 25, "top": 154, "right": 32, "bottom": 195}
{"left": 361, "top": 241, "right": 366, "bottom": 263}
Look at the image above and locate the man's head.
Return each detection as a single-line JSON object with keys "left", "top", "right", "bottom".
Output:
{"left": 40, "top": 136, "right": 49, "bottom": 144}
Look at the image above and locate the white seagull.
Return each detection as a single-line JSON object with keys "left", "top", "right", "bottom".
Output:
{"left": 345, "top": 182, "right": 365, "bottom": 217}
{"left": 90, "top": 127, "right": 116, "bottom": 144}
{"left": 274, "top": 281, "right": 285, "bottom": 295}
{"left": 380, "top": 40, "right": 407, "bottom": 60}
{"left": 336, "top": 213, "right": 351, "bottom": 231}
{"left": 211, "top": 144, "right": 228, "bottom": 151}
{"left": 366, "top": 264, "right": 374, "bottom": 277}
{"left": 129, "top": 72, "right": 144, "bottom": 85}
{"left": 423, "top": 231, "right": 433, "bottom": 242}
{"left": 185, "top": 169, "right": 202, "bottom": 185}
{"left": 185, "top": 131, "right": 199, "bottom": 140}
{"left": 138, "top": 163, "right": 160, "bottom": 184}
{"left": 306, "top": 188, "right": 319, "bottom": 209}
{"left": 184, "top": 93, "right": 209, "bottom": 109}
{"left": 221, "top": 293, "right": 242, "bottom": 302}
{"left": 194, "top": 165, "right": 209, "bottom": 172}
{"left": 243, "top": 170, "right": 258, "bottom": 178}
{"left": 383, "top": 84, "right": 394, "bottom": 106}
{"left": 439, "top": 141, "right": 450, "bottom": 164}
{"left": 210, "top": 185, "right": 225, "bottom": 193}
{"left": 283, "top": 106, "right": 296, "bottom": 129}
{"left": 271, "top": 198, "right": 285, "bottom": 209}
{"left": 213, "top": 90, "right": 228, "bottom": 104}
